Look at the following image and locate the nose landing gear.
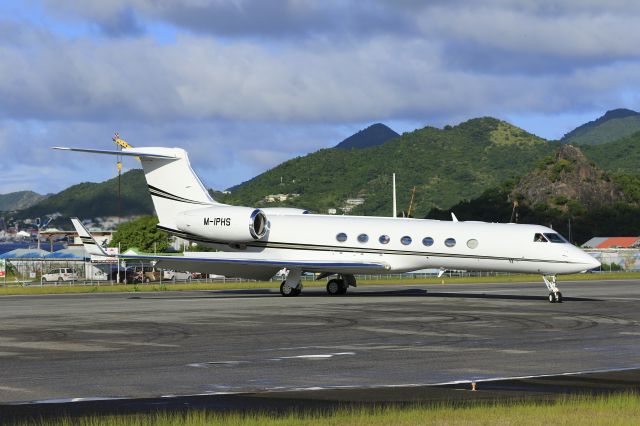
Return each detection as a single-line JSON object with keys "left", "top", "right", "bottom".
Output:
{"left": 543, "top": 275, "right": 563, "bottom": 303}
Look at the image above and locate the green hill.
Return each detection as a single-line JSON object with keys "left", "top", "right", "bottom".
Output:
{"left": 427, "top": 144, "right": 640, "bottom": 245}
{"left": 581, "top": 130, "right": 640, "bottom": 174}
{"left": 581, "top": 131, "right": 640, "bottom": 204}
{"left": 6, "top": 110, "right": 640, "bottom": 235}
{"left": 14, "top": 169, "right": 152, "bottom": 223}
{"left": 223, "top": 118, "right": 558, "bottom": 217}
{"left": 562, "top": 108, "right": 640, "bottom": 145}
{"left": 0, "top": 191, "right": 47, "bottom": 211}
{"left": 335, "top": 123, "right": 399, "bottom": 149}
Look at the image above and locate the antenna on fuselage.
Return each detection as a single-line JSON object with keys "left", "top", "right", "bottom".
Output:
{"left": 392, "top": 173, "right": 397, "bottom": 218}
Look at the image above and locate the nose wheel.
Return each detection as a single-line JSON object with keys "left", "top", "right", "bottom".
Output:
{"left": 543, "top": 275, "right": 563, "bottom": 303}
{"left": 547, "top": 291, "right": 563, "bottom": 303}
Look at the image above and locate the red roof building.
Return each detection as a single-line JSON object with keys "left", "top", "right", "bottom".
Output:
{"left": 594, "top": 237, "right": 640, "bottom": 249}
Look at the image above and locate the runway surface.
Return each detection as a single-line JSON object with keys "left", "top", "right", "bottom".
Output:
{"left": 1, "top": 279, "right": 639, "bottom": 406}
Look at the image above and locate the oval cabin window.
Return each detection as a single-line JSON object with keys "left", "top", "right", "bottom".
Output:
{"left": 357, "top": 233, "right": 369, "bottom": 243}
{"left": 445, "top": 238, "right": 456, "bottom": 247}
{"left": 379, "top": 235, "right": 390, "bottom": 244}
{"left": 336, "top": 232, "right": 347, "bottom": 242}
{"left": 422, "top": 237, "right": 434, "bottom": 247}
{"left": 467, "top": 239, "right": 479, "bottom": 249}
{"left": 401, "top": 236, "right": 412, "bottom": 245}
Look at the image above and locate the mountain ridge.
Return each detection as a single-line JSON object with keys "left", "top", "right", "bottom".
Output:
{"left": 222, "top": 117, "right": 557, "bottom": 217}
{"left": 0, "top": 191, "right": 47, "bottom": 211}
{"left": 334, "top": 123, "right": 399, "bottom": 149}
{"left": 6, "top": 169, "right": 153, "bottom": 225}
{"left": 561, "top": 108, "right": 640, "bottom": 145}
{"left": 4, "top": 110, "right": 639, "bottom": 229}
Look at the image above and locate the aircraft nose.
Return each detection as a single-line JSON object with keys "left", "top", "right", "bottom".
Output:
{"left": 586, "top": 254, "right": 600, "bottom": 270}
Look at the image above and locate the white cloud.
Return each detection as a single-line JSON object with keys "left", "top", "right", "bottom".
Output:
{"left": 1, "top": 0, "right": 640, "bottom": 194}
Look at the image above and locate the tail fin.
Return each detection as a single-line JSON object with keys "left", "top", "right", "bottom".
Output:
{"left": 71, "top": 217, "right": 109, "bottom": 257}
{"left": 54, "top": 147, "right": 219, "bottom": 228}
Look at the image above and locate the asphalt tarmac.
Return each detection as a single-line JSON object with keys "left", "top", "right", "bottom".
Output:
{"left": 1, "top": 279, "right": 639, "bottom": 418}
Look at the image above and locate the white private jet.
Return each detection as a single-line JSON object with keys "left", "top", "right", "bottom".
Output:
{"left": 56, "top": 145, "right": 600, "bottom": 303}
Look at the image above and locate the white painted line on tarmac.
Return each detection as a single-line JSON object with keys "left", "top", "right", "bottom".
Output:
{"left": 274, "top": 352, "right": 356, "bottom": 360}
{"left": 356, "top": 326, "right": 481, "bottom": 338}
{"left": 87, "top": 340, "right": 180, "bottom": 348}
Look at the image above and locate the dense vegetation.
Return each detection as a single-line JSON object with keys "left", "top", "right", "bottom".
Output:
{"left": 109, "top": 215, "right": 170, "bottom": 252}
{"left": 4, "top": 110, "right": 639, "bottom": 239}
{"left": 223, "top": 118, "right": 558, "bottom": 217}
{"left": 581, "top": 130, "right": 640, "bottom": 174}
{"left": 9, "top": 169, "right": 152, "bottom": 225}
{"left": 427, "top": 181, "right": 640, "bottom": 245}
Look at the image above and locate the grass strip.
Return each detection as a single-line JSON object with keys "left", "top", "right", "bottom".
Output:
{"left": 16, "top": 392, "right": 640, "bottom": 425}
{"left": 1, "top": 272, "right": 639, "bottom": 296}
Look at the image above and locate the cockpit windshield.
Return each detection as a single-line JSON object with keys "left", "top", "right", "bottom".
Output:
{"left": 534, "top": 233, "right": 568, "bottom": 243}
{"left": 544, "top": 233, "right": 568, "bottom": 243}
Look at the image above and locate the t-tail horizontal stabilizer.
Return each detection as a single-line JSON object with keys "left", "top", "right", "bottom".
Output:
{"left": 52, "top": 147, "right": 177, "bottom": 159}
{"left": 71, "top": 218, "right": 109, "bottom": 257}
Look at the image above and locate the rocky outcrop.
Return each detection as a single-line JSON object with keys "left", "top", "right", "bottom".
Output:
{"left": 512, "top": 144, "right": 624, "bottom": 211}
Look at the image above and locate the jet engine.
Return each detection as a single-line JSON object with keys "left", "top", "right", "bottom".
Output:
{"left": 176, "top": 206, "right": 268, "bottom": 242}
{"left": 260, "top": 207, "right": 310, "bottom": 215}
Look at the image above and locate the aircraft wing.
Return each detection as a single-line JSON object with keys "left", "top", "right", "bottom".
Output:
{"left": 71, "top": 218, "right": 389, "bottom": 280}
{"left": 119, "top": 252, "right": 388, "bottom": 280}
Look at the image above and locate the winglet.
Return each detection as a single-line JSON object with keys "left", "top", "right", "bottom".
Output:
{"left": 451, "top": 212, "right": 459, "bottom": 222}
{"left": 71, "top": 218, "right": 109, "bottom": 257}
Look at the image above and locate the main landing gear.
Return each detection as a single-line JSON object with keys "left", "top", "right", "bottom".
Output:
{"left": 280, "top": 268, "right": 302, "bottom": 297}
{"left": 277, "top": 271, "right": 358, "bottom": 297}
{"left": 280, "top": 281, "right": 301, "bottom": 296}
{"left": 326, "top": 274, "right": 356, "bottom": 296}
{"left": 542, "top": 275, "right": 563, "bottom": 303}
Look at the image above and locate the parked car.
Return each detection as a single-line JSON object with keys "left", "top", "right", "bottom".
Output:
{"left": 163, "top": 269, "right": 191, "bottom": 282}
{"left": 131, "top": 266, "right": 161, "bottom": 283}
{"left": 107, "top": 267, "right": 138, "bottom": 283}
{"left": 42, "top": 268, "right": 78, "bottom": 282}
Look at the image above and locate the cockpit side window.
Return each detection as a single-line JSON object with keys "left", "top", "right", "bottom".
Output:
{"left": 544, "top": 233, "right": 568, "bottom": 243}
{"left": 534, "top": 233, "right": 548, "bottom": 242}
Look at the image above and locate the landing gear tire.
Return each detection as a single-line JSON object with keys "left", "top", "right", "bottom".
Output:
{"left": 280, "top": 281, "right": 300, "bottom": 297}
{"left": 327, "top": 279, "right": 345, "bottom": 296}
{"left": 543, "top": 275, "right": 563, "bottom": 304}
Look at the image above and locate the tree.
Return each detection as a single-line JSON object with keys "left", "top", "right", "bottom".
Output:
{"left": 109, "top": 216, "right": 171, "bottom": 252}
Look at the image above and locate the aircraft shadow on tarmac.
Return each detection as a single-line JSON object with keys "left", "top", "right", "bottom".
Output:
{"left": 130, "top": 288, "right": 601, "bottom": 302}
{"left": 420, "top": 291, "right": 600, "bottom": 302}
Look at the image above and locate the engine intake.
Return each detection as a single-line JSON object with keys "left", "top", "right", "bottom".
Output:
{"left": 176, "top": 206, "right": 269, "bottom": 243}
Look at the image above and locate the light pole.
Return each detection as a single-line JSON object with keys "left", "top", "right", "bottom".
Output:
{"left": 36, "top": 217, "right": 53, "bottom": 252}
{"left": 36, "top": 218, "right": 41, "bottom": 251}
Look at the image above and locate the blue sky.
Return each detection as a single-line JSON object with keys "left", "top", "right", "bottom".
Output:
{"left": 1, "top": 1, "right": 640, "bottom": 194}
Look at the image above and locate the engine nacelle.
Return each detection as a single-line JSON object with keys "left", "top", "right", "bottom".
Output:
{"left": 176, "top": 206, "right": 268, "bottom": 242}
{"left": 260, "top": 207, "right": 310, "bottom": 215}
